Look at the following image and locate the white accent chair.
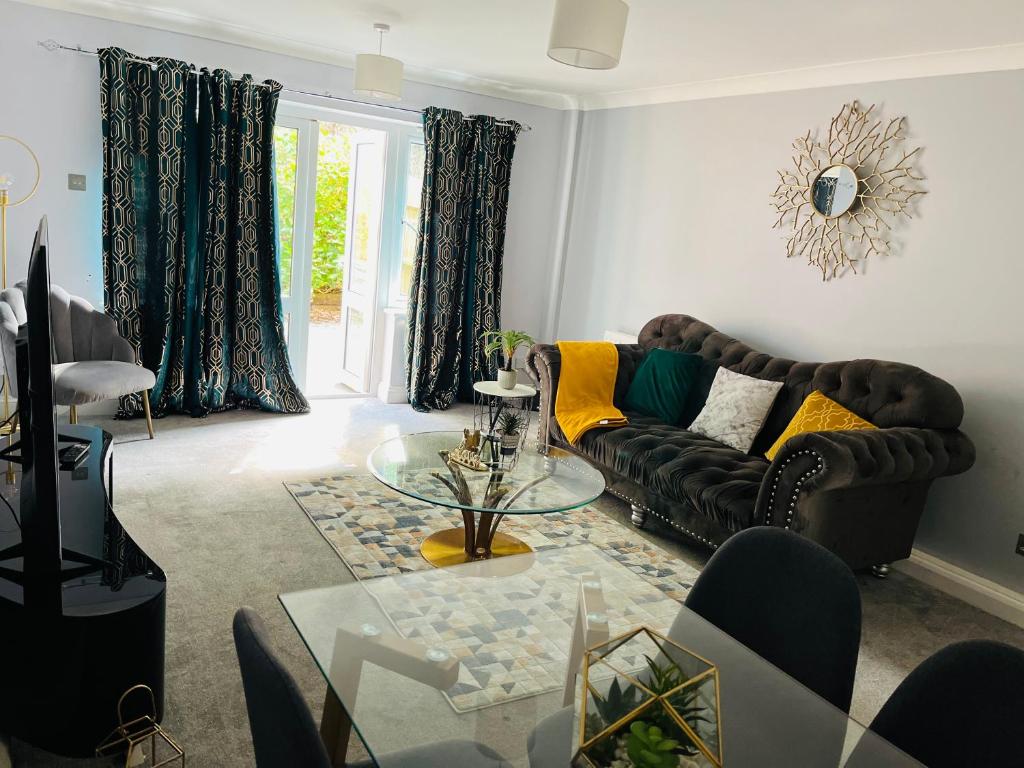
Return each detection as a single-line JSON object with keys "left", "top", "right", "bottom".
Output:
{"left": 0, "top": 283, "right": 155, "bottom": 438}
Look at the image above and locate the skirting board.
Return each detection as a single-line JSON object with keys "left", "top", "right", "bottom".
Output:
{"left": 895, "top": 549, "right": 1024, "bottom": 630}
{"left": 376, "top": 383, "right": 408, "bottom": 405}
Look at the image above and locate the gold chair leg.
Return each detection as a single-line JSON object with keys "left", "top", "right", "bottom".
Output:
{"left": 69, "top": 405, "right": 77, "bottom": 425}
{"left": 141, "top": 390, "right": 155, "bottom": 439}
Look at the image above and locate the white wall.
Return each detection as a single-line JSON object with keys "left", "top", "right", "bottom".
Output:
{"left": 557, "top": 70, "right": 1024, "bottom": 593}
{"left": 0, "top": 0, "right": 571, "bottom": 340}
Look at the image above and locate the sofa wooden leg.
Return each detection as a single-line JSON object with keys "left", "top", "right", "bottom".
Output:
{"left": 871, "top": 563, "right": 891, "bottom": 579}
{"left": 630, "top": 505, "right": 646, "bottom": 528}
{"left": 141, "top": 390, "right": 155, "bottom": 439}
{"left": 69, "top": 405, "right": 77, "bottom": 425}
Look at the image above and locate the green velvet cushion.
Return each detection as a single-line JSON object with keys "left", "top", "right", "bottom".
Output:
{"left": 624, "top": 348, "right": 702, "bottom": 425}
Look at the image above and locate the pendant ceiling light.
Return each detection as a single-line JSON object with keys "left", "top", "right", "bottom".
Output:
{"left": 548, "top": 0, "right": 629, "bottom": 70}
{"left": 354, "top": 22, "right": 404, "bottom": 101}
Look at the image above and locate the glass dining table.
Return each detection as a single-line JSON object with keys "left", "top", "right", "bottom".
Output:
{"left": 279, "top": 544, "right": 919, "bottom": 768}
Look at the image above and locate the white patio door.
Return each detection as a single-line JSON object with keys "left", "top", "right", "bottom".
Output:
{"left": 274, "top": 103, "right": 421, "bottom": 398}
{"left": 338, "top": 131, "right": 387, "bottom": 392}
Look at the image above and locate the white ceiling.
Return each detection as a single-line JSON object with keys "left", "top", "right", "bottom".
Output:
{"left": 20, "top": 0, "right": 1024, "bottom": 108}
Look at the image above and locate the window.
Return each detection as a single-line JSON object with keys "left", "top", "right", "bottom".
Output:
{"left": 398, "top": 141, "right": 425, "bottom": 303}
{"left": 273, "top": 125, "right": 299, "bottom": 298}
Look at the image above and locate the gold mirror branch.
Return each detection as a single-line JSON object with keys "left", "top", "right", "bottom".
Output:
{"left": 770, "top": 102, "right": 927, "bottom": 280}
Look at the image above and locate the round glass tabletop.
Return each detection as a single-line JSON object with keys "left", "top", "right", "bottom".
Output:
{"left": 367, "top": 431, "right": 605, "bottom": 515}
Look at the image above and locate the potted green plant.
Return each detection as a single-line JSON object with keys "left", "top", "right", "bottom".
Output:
{"left": 482, "top": 329, "right": 535, "bottom": 389}
{"left": 497, "top": 410, "right": 525, "bottom": 455}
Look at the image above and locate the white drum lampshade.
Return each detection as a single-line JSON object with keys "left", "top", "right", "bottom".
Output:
{"left": 354, "top": 54, "right": 404, "bottom": 101}
{"left": 548, "top": 0, "right": 629, "bottom": 70}
{"left": 354, "top": 23, "right": 404, "bottom": 101}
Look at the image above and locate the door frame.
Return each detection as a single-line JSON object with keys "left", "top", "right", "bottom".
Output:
{"left": 275, "top": 114, "right": 317, "bottom": 388}
{"left": 275, "top": 101, "right": 423, "bottom": 397}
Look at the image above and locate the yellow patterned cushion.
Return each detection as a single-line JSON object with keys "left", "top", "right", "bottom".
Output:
{"left": 765, "top": 390, "right": 876, "bottom": 461}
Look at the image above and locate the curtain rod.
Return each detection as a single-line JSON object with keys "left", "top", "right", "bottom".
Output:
{"left": 39, "top": 40, "right": 532, "bottom": 132}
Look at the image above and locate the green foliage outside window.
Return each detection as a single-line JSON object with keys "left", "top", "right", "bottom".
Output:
{"left": 311, "top": 124, "right": 352, "bottom": 295}
{"left": 274, "top": 123, "right": 354, "bottom": 298}
{"left": 274, "top": 127, "right": 297, "bottom": 294}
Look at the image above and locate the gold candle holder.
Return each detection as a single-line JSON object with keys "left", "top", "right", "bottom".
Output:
{"left": 96, "top": 684, "right": 185, "bottom": 768}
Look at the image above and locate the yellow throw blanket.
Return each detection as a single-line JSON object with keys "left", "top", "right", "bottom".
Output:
{"left": 555, "top": 341, "right": 628, "bottom": 445}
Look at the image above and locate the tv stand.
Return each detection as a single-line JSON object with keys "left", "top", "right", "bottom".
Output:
{"left": 0, "top": 424, "right": 166, "bottom": 757}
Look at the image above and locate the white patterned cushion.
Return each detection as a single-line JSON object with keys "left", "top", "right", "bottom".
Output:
{"left": 688, "top": 367, "right": 784, "bottom": 453}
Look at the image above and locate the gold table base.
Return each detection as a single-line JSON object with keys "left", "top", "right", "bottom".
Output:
{"left": 420, "top": 527, "right": 532, "bottom": 568}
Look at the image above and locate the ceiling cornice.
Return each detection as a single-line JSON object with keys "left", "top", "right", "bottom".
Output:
{"left": 13, "top": 0, "right": 578, "bottom": 110}
{"left": 578, "top": 42, "right": 1024, "bottom": 110}
{"left": 15, "top": 0, "right": 1024, "bottom": 113}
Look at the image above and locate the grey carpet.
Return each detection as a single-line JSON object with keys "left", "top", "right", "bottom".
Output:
{"left": 9, "top": 400, "right": 1024, "bottom": 766}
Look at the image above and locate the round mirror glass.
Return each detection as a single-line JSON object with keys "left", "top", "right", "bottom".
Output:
{"left": 812, "top": 164, "right": 858, "bottom": 217}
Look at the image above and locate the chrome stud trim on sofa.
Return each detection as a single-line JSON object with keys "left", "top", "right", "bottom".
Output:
{"left": 610, "top": 489, "right": 719, "bottom": 550}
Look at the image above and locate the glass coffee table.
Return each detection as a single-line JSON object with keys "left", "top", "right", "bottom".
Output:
{"left": 280, "top": 545, "right": 920, "bottom": 767}
{"left": 367, "top": 431, "right": 605, "bottom": 567}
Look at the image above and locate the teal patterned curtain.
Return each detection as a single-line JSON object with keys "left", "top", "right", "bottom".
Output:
{"left": 99, "top": 48, "right": 308, "bottom": 418}
{"left": 99, "top": 48, "right": 197, "bottom": 416}
{"left": 194, "top": 69, "right": 307, "bottom": 414}
{"left": 406, "top": 107, "right": 520, "bottom": 411}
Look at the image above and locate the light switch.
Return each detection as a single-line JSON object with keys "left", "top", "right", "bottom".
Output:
{"left": 68, "top": 174, "right": 87, "bottom": 191}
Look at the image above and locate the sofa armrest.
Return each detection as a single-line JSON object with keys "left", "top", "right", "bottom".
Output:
{"left": 526, "top": 342, "right": 644, "bottom": 448}
{"left": 755, "top": 426, "right": 976, "bottom": 528}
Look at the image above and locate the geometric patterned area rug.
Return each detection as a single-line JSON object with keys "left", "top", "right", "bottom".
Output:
{"left": 285, "top": 472, "right": 701, "bottom": 712}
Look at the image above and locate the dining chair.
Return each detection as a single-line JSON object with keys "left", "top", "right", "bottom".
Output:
{"left": 232, "top": 608, "right": 511, "bottom": 768}
{"left": 851, "top": 639, "right": 1024, "bottom": 768}
{"left": 680, "top": 526, "right": 862, "bottom": 712}
{"left": 0, "top": 282, "right": 156, "bottom": 437}
{"left": 527, "top": 527, "right": 862, "bottom": 768}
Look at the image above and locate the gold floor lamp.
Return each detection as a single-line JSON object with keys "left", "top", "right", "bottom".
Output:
{"left": 0, "top": 136, "right": 41, "bottom": 451}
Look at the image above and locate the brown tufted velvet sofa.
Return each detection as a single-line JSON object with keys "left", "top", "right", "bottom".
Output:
{"left": 526, "top": 314, "right": 975, "bottom": 574}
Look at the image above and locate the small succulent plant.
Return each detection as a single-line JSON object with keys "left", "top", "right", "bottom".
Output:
{"left": 497, "top": 409, "right": 525, "bottom": 436}
{"left": 626, "top": 722, "right": 680, "bottom": 768}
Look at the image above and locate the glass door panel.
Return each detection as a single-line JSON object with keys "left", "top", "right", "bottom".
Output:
{"left": 274, "top": 124, "right": 298, "bottom": 325}
{"left": 274, "top": 104, "right": 420, "bottom": 399}
{"left": 305, "top": 122, "right": 357, "bottom": 395}
{"left": 397, "top": 141, "right": 425, "bottom": 304}
{"left": 273, "top": 117, "right": 316, "bottom": 383}
{"left": 339, "top": 131, "right": 387, "bottom": 392}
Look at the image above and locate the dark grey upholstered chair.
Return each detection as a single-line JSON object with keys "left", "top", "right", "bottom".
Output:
{"left": 0, "top": 282, "right": 155, "bottom": 437}
{"left": 682, "top": 526, "right": 861, "bottom": 712}
{"left": 527, "top": 527, "right": 863, "bottom": 768}
{"left": 850, "top": 640, "right": 1024, "bottom": 768}
{"left": 232, "top": 608, "right": 511, "bottom": 768}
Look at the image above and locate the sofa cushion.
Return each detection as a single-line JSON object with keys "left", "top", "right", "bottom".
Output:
{"left": 689, "top": 367, "right": 784, "bottom": 453}
{"left": 765, "top": 390, "right": 876, "bottom": 461}
{"left": 624, "top": 348, "right": 701, "bottom": 425}
{"left": 576, "top": 413, "right": 769, "bottom": 532}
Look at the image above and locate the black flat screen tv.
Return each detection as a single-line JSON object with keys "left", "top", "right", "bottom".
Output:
{"left": 16, "top": 216, "right": 63, "bottom": 602}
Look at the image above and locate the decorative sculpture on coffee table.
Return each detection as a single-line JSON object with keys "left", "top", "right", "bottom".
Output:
{"left": 770, "top": 101, "right": 927, "bottom": 280}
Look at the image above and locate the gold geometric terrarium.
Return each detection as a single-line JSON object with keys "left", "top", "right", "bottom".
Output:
{"left": 574, "top": 627, "right": 723, "bottom": 768}
{"left": 770, "top": 101, "right": 927, "bottom": 280}
{"left": 95, "top": 685, "right": 184, "bottom": 768}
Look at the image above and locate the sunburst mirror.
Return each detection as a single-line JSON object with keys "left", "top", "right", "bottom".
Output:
{"left": 771, "top": 102, "right": 927, "bottom": 280}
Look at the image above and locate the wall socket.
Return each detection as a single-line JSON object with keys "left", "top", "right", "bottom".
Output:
{"left": 67, "top": 174, "right": 87, "bottom": 192}
{"left": 1017, "top": 533, "right": 1024, "bottom": 557}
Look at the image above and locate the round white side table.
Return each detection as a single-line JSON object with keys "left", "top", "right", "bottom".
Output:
{"left": 472, "top": 380, "right": 538, "bottom": 467}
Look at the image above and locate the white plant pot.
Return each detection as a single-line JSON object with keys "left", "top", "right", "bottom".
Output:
{"left": 497, "top": 369, "right": 517, "bottom": 390}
